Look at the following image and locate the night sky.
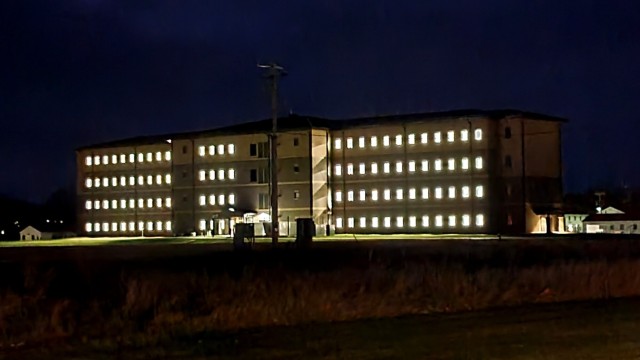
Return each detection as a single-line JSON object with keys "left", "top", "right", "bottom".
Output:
{"left": 2, "top": 1, "right": 640, "bottom": 202}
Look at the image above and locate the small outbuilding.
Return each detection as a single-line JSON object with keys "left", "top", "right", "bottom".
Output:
{"left": 19, "top": 226, "right": 42, "bottom": 241}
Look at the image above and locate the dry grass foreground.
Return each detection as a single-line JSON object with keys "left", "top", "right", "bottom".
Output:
{"left": 1, "top": 249, "right": 640, "bottom": 353}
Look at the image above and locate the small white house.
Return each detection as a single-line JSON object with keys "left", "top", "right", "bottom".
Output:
{"left": 564, "top": 213, "right": 588, "bottom": 233}
{"left": 19, "top": 226, "right": 42, "bottom": 241}
{"left": 583, "top": 213, "right": 640, "bottom": 234}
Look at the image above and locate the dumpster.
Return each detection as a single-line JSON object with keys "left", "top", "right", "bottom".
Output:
{"left": 233, "top": 223, "right": 255, "bottom": 250}
{"left": 296, "top": 218, "right": 315, "bottom": 247}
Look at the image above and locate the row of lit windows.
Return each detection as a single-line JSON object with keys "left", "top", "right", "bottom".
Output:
{"left": 85, "top": 197, "right": 172, "bottom": 210}
{"left": 198, "top": 194, "right": 236, "bottom": 206}
{"left": 335, "top": 157, "right": 482, "bottom": 176}
{"left": 198, "top": 144, "right": 235, "bottom": 157}
{"left": 85, "top": 152, "right": 171, "bottom": 166}
{"left": 198, "top": 169, "right": 236, "bottom": 181}
{"left": 335, "top": 214, "right": 484, "bottom": 229}
{"left": 85, "top": 220, "right": 171, "bottom": 233}
{"left": 334, "top": 129, "right": 482, "bottom": 150}
{"left": 335, "top": 185, "right": 483, "bottom": 202}
{"left": 85, "top": 174, "right": 172, "bottom": 188}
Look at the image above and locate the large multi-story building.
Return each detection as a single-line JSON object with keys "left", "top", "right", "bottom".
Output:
{"left": 76, "top": 109, "right": 565, "bottom": 236}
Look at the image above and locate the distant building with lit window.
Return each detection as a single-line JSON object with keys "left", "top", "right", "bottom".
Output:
{"left": 76, "top": 109, "right": 565, "bottom": 236}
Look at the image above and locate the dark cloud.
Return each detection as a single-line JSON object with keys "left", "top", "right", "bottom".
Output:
{"left": 1, "top": 0, "right": 640, "bottom": 201}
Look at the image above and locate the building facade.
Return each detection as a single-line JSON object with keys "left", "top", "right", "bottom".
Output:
{"left": 76, "top": 110, "right": 565, "bottom": 236}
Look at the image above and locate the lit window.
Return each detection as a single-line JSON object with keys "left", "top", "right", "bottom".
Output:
{"left": 359, "top": 163, "right": 365, "bottom": 175}
{"left": 102, "top": 177, "right": 109, "bottom": 187}
{"left": 94, "top": 200, "right": 100, "bottom": 209}
{"left": 346, "top": 137, "right": 353, "bottom": 149}
{"left": 208, "top": 145, "right": 215, "bottom": 156}
{"left": 120, "top": 222, "right": 126, "bottom": 232}
{"left": 103, "top": 222, "right": 110, "bottom": 232}
{"left": 347, "top": 217, "right": 354, "bottom": 228}
{"left": 85, "top": 223, "right": 92, "bottom": 232}
{"left": 129, "top": 176, "right": 135, "bottom": 186}
{"left": 155, "top": 152, "right": 162, "bottom": 161}
{"left": 137, "top": 176, "right": 144, "bottom": 186}
{"left": 462, "top": 186, "right": 470, "bottom": 198}
{"left": 448, "top": 186, "right": 456, "bottom": 199}
{"left": 347, "top": 191, "right": 354, "bottom": 202}
{"left": 370, "top": 136, "right": 378, "bottom": 147}
{"left": 165, "top": 174, "right": 171, "bottom": 184}
{"left": 359, "top": 190, "right": 366, "bottom": 201}
{"left": 147, "top": 222, "right": 153, "bottom": 231}
{"left": 448, "top": 215, "right": 456, "bottom": 227}
{"left": 85, "top": 200, "right": 92, "bottom": 210}
{"left": 218, "top": 144, "right": 224, "bottom": 155}
{"left": 147, "top": 198, "right": 153, "bottom": 208}
{"left": 138, "top": 153, "right": 144, "bottom": 163}
{"left": 408, "top": 134, "right": 415, "bottom": 145}
{"left": 129, "top": 154, "right": 135, "bottom": 163}
{"left": 103, "top": 155, "right": 109, "bottom": 165}
{"left": 166, "top": 198, "right": 171, "bottom": 208}
{"left": 156, "top": 198, "right": 162, "bottom": 208}
{"left": 110, "top": 177, "right": 117, "bottom": 187}
{"left": 335, "top": 165, "right": 342, "bottom": 176}
{"left": 334, "top": 138, "right": 342, "bottom": 150}
{"left": 146, "top": 153, "right": 152, "bottom": 162}
{"left": 422, "top": 215, "right": 430, "bottom": 227}
{"left": 85, "top": 156, "right": 92, "bottom": 166}
{"left": 229, "top": 169, "right": 235, "bottom": 180}
{"left": 138, "top": 199, "right": 144, "bottom": 208}
{"left": 435, "top": 187, "right": 443, "bottom": 199}
{"left": 120, "top": 176, "right": 126, "bottom": 186}
{"left": 112, "top": 199, "right": 118, "bottom": 209}
{"left": 434, "top": 132, "right": 441, "bottom": 143}
{"left": 408, "top": 161, "right": 416, "bottom": 172}
{"left": 396, "top": 161, "right": 403, "bottom": 173}
{"left": 476, "top": 214, "right": 485, "bottom": 227}
{"left": 421, "top": 187, "right": 429, "bottom": 199}
{"left": 146, "top": 175, "right": 153, "bottom": 185}
{"left": 94, "top": 156, "right": 100, "bottom": 165}
{"left": 336, "top": 217, "right": 343, "bottom": 228}
{"left": 209, "top": 195, "right": 216, "bottom": 205}
{"left": 460, "top": 129, "right": 469, "bottom": 142}
{"left": 384, "top": 217, "right": 391, "bottom": 228}
{"left": 156, "top": 221, "right": 163, "bottom": 231}
{"left": 165, "top": 151, "right": 171, "bottom": 161}
{"left": 156, "top": 175, "right": 162, "bottom": 185}
{"left": 462, "top": 215, "right": 470, "bottom": 227}
{"left": 129, "top": 222, "right": 135, "bottom": 231}
{"left": 94, "top": 223, "right": 101, "bottom": 232}
{"left": 218, "top": 169, "right": 225, "bottom": 180}
{"left": 103, "top": 200, "right": 109, "bottom": 209}
{"left": 383, "top": 189, "right": 391, "bottom": 200}
{"left": 359, "top": 217, "right": 366, "bottom": 228}
{"left": 199, "top": 220, "right": 206, "bottom": 231}
{"left": 435, "top": 215, "right": 443, "bottom": 227}
{"left": 396, "top": 189, "right": 403, "bottom": 200}
{"left": 395, "top": 135, "right": 402, "bottom": 146}
{"left": 474, "top": 129, "right": 483, "bottom": 140}
{"left": 448, "top": 158, "right": 455, "bottom": 171}
{"left": 347, "top": 164, "right": 354, "bottom": 175}
{"left": 409, "top": 188, "right": 416, "bottom": 200}
{"left": 461, "top": 157, "right": 469, "bottom": 170}
{"left": 383, "top": 162, "right": 390, "bottom": 174}
{"left": 120, "top": 199, "right": 126, "bottom": 209}
{"left": 383, "top": 135, "right": 390, "bottom": 147}
{"left": 475, "top": 157, "right": 483, "bottom": 169}
{"left": 396, "top": 216, "right": 404, "bottom": 227}
{"left": 447, "top": 130, "right": 455, "bottom": 143}
{"left": 229, "top": 194, "right": 235, "bottom": 205}
{"left": 199, "top": 195, "right": 206, "bottom": 206}
{"left": 421, "top": 160, "right": 429, "bottom": 172}
{"left": 335, "top": 191, "right": 342, "bottom": 202}
{"left": 371, "top": 217, "right": 379, "bottom": 228}
{"left": 475, "top": 185, "right": 484, "bottom": 198}
{"left": 371, "top": 163, "right": 378, "bottom": 174}
{"left": 409, "top": 216, "right": 416, "bottom": 228}
{"left": 420, "top": 133, "right": 428, "bottom": 144}
{"left": 138, "top": 221, "right": 144, "bottom": 231}
{"left": 129, "top": 199, "right": 135, "bottom": 209}
{"left": 358, "top": 136, "right": 365, "bottom": 148}
{"left": 435, "top": 159, "right": 442, "bottom": 171}
{"left": 165, "top": 221, "right": 172, "bottom": 231}
{"left": 371, "top": 189, "right": 378, "bottom": 201}
{"left": 95, "top": 178, "right": 101, "bottom": 188}
{"left": 86, "top": 178, "right": 93, "bottom": 188}
{"left": 228, "top": 144, "right": 235, "bottom": 154}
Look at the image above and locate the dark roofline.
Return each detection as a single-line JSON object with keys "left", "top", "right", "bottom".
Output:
{"left": 77, "top": 109, "right": 567, "bottom": 151}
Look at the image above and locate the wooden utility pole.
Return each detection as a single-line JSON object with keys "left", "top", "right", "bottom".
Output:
{"left": 258, "top": 63, "right": 286, "bottom": 245}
